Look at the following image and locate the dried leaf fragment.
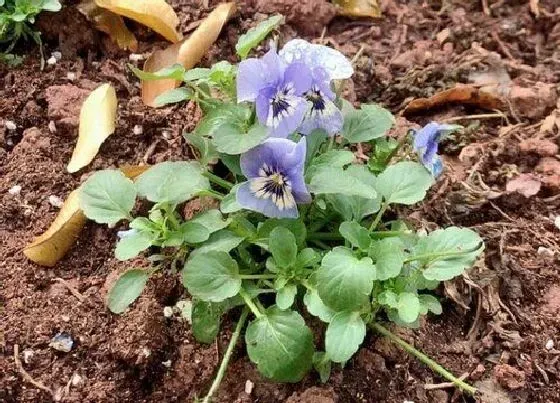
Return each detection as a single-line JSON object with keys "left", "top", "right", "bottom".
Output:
{"left": 67, "top": 83, "right": 118, "bottom": 173}
{"left": 141, "top": 2, "right": 236, "bottom": 107}
{"left": 95, "top": 0, "right": 182, "bottom": 43}
{"left": 332, "top": 0, "right": 380, "bottom": 18}
{"left": 403, "top": 85, "right": 504, "bottom": 115}
{"left": 23, "top": 190, "right": 87, "bottom": 267}
{"left": 77, "top": 0, "right": 138, "bottom": 51}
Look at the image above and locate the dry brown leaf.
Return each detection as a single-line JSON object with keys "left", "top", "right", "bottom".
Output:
{"left": 403, "top": 84, "right": 504, "bottom": 115}
{"left": 95, "top": 0, "right": 182, "bottom": 43}
{"left": 77, "top": 0, "right": 138, "bottom": 51}
{"left": 332, "top": 0, "right": 380, "bottom": 18}
{"left": 67, "top": 83, "right": 118, "bottom": 173}
{"left": 23, "top": 190, "right": 87, "bottom": 267}
{"left": 141, "top": 2, "right": 236, "bottom": 107}
{"left": 119, "top": 164, "right": 150, "bottom": 178}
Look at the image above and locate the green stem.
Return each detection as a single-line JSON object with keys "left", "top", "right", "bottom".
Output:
{"left": 240, "top": 274, "right": 277, "bottom": 280}
{"left": 204, "top": 172, "right": 234, "bottom": 191}
{"left": 307, "top": 232, "right": 342, "bottom": 241}
{"left": 404, "top": 243, "right": 483, "bottom": 264}
{"left": 198, "top": 189, "right": 225, "bottom": 201}
{"left": 202, "top": 308, "right": 249, "bottom": 403}
{"left": 327, "top": 135, "right": 335, "bottom": 151}
{"left": 371, "top": 323, "right": 477, "bottom": 396}
{"left": 239, "top": 289, "right": 263, "bottom": 318}
{"left": 369, "top": 202, "right": 389, "bottom": 231}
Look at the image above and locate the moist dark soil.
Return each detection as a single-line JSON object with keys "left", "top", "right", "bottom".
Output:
{"left": 1, "top": 1, "right": 559, "bottom": 402}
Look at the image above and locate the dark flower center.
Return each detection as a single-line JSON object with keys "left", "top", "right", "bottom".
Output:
{"left": 250, "top": 163, "right": 295, "bottom": 210}
{"left": 305, "top": 89, "right": 326, "bottom": 112}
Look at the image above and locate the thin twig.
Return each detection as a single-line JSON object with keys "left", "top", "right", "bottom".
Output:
{"left": 53, "top": 278, "right": 85, "bottom": 302}
{"left": 14, "top": 344, "right": 54, "bottom": 397}
{"left": 441, "top": 113, "right": 506, "bottom": 123}
{"left": 425, "top": 372, "right": 470, "bottom": 390}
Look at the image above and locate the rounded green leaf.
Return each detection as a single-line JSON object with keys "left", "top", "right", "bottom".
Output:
{"left": 235, "top": 15, "right": 284, "bottom": 58}
{"left": 115, "top": 230, "right": 156, "bottom": 261}
{"left": 269, "top": 227, "right": 298, "bottom": 268}
{"left": 325, "top": 311, "right": 366, "bottom": 363}
{"left": 342, "top": 104, "right": 394, "bottom": 143}
{"left": 376, "top": 161, "right": 434, "bottom": 205}
{"left": 316, "top": 247, "right": 376, "bottom": 311}
{"left": 418, "top": 294, "right": 442, "bottom": 315}
{"left": 309, "top": 166, "right": 377, "bottom": 199}
{"left": 80, "top": 170, "right": 137, "bottom": 225}
{"left": 182, "top": 251, "right": 241, "bottom": 302}
{"left": 136, "top": 161, "right": 210, "bottom": 204}
{"left": 107, "top": 269, "right": 150, "bottom": 314}
{"left": 180, "top": 222, "right": 210, "bottom": 244}
{"left": 397, "top": 292, "right": 420, "bottom": 323}
{"left": 191, "top": 300, "right": 222, "bottom": 344}
{"left": 339, "top": 221, "right": 371, "bottom": 250}
{"left": 211, "top": 123, "right": 268, "bottom": 155}
{"left": 304, "top": 288, "right": 336, "bottom": 323}
{"left": 369, "top": 237, "right": 406, "bottom": 280}
{"left": 246, "top": 307, "right": 314, "bottom": 382}
{"left": 276, "top": 284, "right": 297, "bottom": 310}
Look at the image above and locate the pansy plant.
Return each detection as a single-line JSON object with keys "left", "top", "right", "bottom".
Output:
{"left": 82, "top": 15, "right": 482, "bottom": 401}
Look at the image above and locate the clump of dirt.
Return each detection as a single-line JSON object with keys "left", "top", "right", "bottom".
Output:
{"left": 2, "top": 0, "right": 560, "bottom": 402}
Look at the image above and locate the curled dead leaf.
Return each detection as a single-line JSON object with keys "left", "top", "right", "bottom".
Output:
{"left": 95, "top": 0, "right": 182, "bottom": 43}
{"left": 67, "top": 83, "right": 118, "bottom": 173}
{"left": 403, "top": 84, "right": 504, "bottom": 115}
{"left": 23, "top": 190, "right": 87, "bottom": 267}
{"left": 23, "top": 165, "right": 149, "bottom": 267}
{"left": 141, "top": 2, "right": 236, "bottom": 107}
{"left": 332, "top": 0, "right": 380, "bottom": 18}
{"left": 77, "top": 0, "right": 138, "bottom": 51}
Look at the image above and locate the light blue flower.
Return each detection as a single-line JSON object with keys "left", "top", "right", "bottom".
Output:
{"left": 236, "top": 137, "right": 311, "bottom": 218}
{"left": 413, "top": 122, "right": 461, "bottom": 177}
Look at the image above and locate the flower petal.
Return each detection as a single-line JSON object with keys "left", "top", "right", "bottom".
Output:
{"left": 299, "top": 97, "right": 343, "bottom": 136}
{"left": 237, "top": 58, "right": 269, "bottom": 102}
{"left": 268, "top": 95, "right": 308, "bottom": 138}
{"left": 236, "top": 181, "right": 298, "bottom": 218}
{"left": 283, "top": 62, "right": 312, "bottom": 96}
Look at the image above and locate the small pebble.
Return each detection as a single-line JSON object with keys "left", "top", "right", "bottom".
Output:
{"left": 5, "top": 120, "right": 16, "bottom": 130}
{"left": 162, "top": 130, "right": 171, "bottom": 140}
{"left": 49, "top": 195, "right": 64, "bottom": 208}
{"left": 23, "top": 349, "right": 34, "bottom": 364}
{"left": 48, "top": 120, "right": 57, "bottom": 133}
{"left": 129, "top": 53, "right": 144, "bottom": 62}
{"left": 52, "top": 51, "right": 62, "bottom": 61}
{"left": 162, "top": 360, "right": 172, "bottom": 368}
{"left": 49, "top": 332, "right": 73, "bottom": 352}
{"left": 61, "top": 314, "right": 70, "bottom": 322}
{"left": 8, "top": 185, "right": 22, "bottom": 195}
{"left": 47, "top": 56, "right": 57, "bottom": 65}
{"left": 133, "top": 124, "right": 143, "bottom": 135}
{"left": 244, "top": 380, "right": 254, "bottom": 394}
{"left": 537, "top": 246, "right": 554, "bottom": 258}
{"left": 67, "top": 72, "right": 76, "bottom": 81}
{"left": 142, "top": 347, "right": 151, "bottom": 357}
{"left": 71, "top": 373, "right": 83, "bottom": 386}
{"left": 555, "top": 216, "right": 560, "bottom": 231}
{"left": 546, "top": 339, "right": 554, "bottom": 350}
{"left": 163, "top": 306, "right": 174, "bottom": 318}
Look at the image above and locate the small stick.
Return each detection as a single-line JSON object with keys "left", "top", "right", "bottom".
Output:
{"left": 14, "top": 344, "right": 54, "bottom": 397}
{"left": 481, "top": 0, "right": 491, "bottom": 16}
{"left": 53, "top": 278, "right": 85, "bottom": 302}
{"left": 441, "top": 113, "right": 506, "bottom": 123}
{"left": 425, "top": 372, "right": 469, "bottom": 390}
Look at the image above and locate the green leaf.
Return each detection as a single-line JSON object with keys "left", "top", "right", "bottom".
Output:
{"left": 153, "top": 87, "right": 192, "bottom": 107}
{"left": 369, "top": 238, "right": 406, "bottom": 280}
{"left": 190, "top": 209, "right": 229, "bottom": 234}
{"left": 194, "top": 103, "right": 251, "bottom": 137}
{"left": 305, "top": 129, "right": 328, "bottom": 165}
{"left": 191, "top": 299, "right": 222, "bottom": 343}
{"left": 80, "top": 170, "right": 137, "bottom": 225}
{"left": 377, "top": 290, "right": 398, "bottom": 308}
{"left": 115, "top": 230, "right": 156, "bottom": 261}
{"left": 42, "top": 0, "right": 62, "bottom": 12}
{"left": 136, "top": 161, "right": 210, "bottom": 204}
{"left": 220, "top": 184, "right": 243, "bottom": 214}
{"left": 245, "top": 307, "right": 314, "bottom": 382}
{"left": 106, "top": 269, "right": 150, "bottom": 314}
{"left": 414, "top": 227, "right": 483, "bottom": 281}
{"left": 269, "top": 227, "right": 298, "bottom": 268}
{"left": 182, "top": 251, "right": 241, "bottom": 302}
{"left": 418, "top": 294, "right": 442, "bottom": 315}
{"left": 296, "top": 248, "right": 321, "bottom": 268}
{"left": 235, "top": 15, "right": 284, "bottom": 59}
{"left": 183, "top": 67, "right": 211, "bottom": 81}
{"left": 313, "top": 352, "right": 332, "bottom": 383}
{"left": 303, "top": 287, "right": 335, "bottom": 323}
{"left": 307, "top": 150, "right": 354, "bottom": 177}
{"left": 212, "top": 123, "right": 268, "bottom": 155}
{"left": 376, "top": 161, "right": 434, "bottom": 205}
{"left": 342, "top": 104, "right": 394, "bottom": 143}
{"left": 276, "top": 284, "right": 297, "bottom": 310}
{"left": 325, "top": 311, "right": 366, "bottom": 363}
{"left": 179, "top": 222, "right": 210, "bottom": 243}
{"left": 184, "top": 131, "right": 219, "bottom": 166}
{"left": 129, "top": 63, "right": 185, "bottom": 81}
{"left": 190, "top": 230, "right": 245, "bottom": 257}
{"left": 397, "top": 292, "right": 420, "bottom": 323}
{"left": 316, "top": 247, "right": 376, "bottom": 311}
{"left": 257, "top": 219, "right": 307, "bottom": 250}
{"left": 220, "top": 153, "right": 243, "bottom": 176}
{"left": 309, "top": 166, "right": 377, "bottom": 199}
{"left": 339, "top": 221, "right": 371, "bottom": 250}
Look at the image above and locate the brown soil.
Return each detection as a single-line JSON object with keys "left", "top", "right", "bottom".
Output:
{"left": 1, "top": 1, "right": 559, "bottom": 402}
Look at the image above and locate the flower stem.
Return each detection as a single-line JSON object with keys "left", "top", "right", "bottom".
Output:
{"left": 369, "top": 202, "right": 389, "bottom": 231}
{"left": 239, "top": 289, "right": 263, "bottom": 318}
{"left": 239, "top": 274, "right": 277, "bottom": 280}
{"left": 204, "top": 171, "right": 234, "bottom": 191}
{"left": 202, "top": 308, "right": 249, "bottom": 403}
{"left": 197, "top": 189, "right": 225, "bottom": 200}
{"left": 370, "top": 323, "right": 477, "bottom": 396}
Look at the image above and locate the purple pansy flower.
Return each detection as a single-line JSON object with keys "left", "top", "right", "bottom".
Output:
{"left": 237, "top": 44, "right": 312, "bottom": 138}
{"left": 413, "top": 122, "right": 461, "bottom": 177}
{"left": 236, "top": 137, "right": 311, "bottom": 218}
{"left": 280, "top": 39, "right": 353, "bottom": 136}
